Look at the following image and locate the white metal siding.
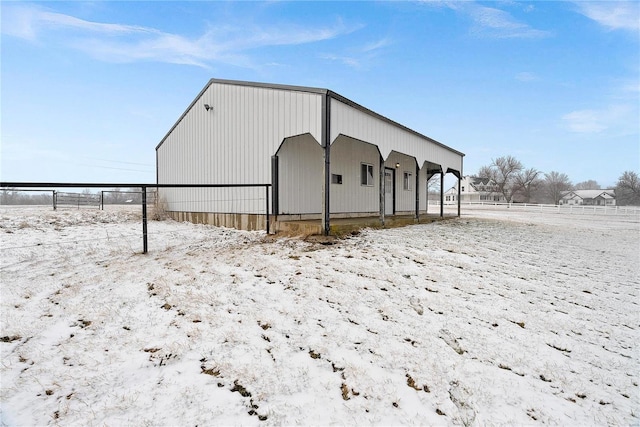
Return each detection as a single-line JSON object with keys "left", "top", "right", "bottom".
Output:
{"left": 277, "top": 134, "right": 322, "bottom": 214}
{"left": 157, "top": 82, "right": 322, "bottom": 213}
{"left": 385, "top": 151, "right": 417, "bottom": 213}
{"left": 330, "top": 136, "right": 380, "bottom": 214}
{"left": 330, "top": 99, "right": 462, "bottom": 175}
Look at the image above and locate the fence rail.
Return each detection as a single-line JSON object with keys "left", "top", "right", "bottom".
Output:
{"left": 0, "top": 182, "right": 271, "bottom": 253}
{"left": 453, "top": 201, "right": 640, "bottom": 216}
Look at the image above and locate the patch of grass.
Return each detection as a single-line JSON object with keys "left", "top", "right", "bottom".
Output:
{"left": 309, "top": 350, "right": 321, "bottom": 359}
{"left": 201, "top": 366, "right": 220, "bottom": 376}
{"left": 258, "top": 321, "right": 271, "bottom": 330}
{"left": 341, "top": 383, "right": 350, "bottom": 400}
{"left": 547, "top": 343, "right": 571, "bottom": 353}
{"left": 1, "top": 335, "right": 22, "bottom": 343}
{"left": 231, "top": 380, "right": 251, "bottom": 397}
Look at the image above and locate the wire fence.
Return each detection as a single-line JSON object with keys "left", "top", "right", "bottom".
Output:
{"left": 0, "top": 182, "right": 271, "bottom": 254}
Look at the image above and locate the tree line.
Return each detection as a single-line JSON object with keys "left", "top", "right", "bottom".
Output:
{"left": 477, "top": 156, "right": 640, "bottom": 206}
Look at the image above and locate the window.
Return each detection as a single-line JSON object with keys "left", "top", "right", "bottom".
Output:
{"left": 461, "top": 186, "right": 465, "bottom": 192}
{"left": 331, "top": 174, "right": 343, "bottom": 185}
{"left": 361, "top": 163, "right": 374, "bottom": 186}
{"left": 403, "top": 172, "right": 412, "bottom": 191}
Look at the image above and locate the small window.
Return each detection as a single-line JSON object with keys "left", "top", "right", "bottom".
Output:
{"left": 461, "top": 186, "right": 465, "bottom": 192}
{"left": 403, "top": 172, "right": 412, "bottom": 191}
{"left": 331, "top": 174, "right": 343, "bottom": 185}
{"left": 361, "top": 163, "right": 374, "bottom": 186}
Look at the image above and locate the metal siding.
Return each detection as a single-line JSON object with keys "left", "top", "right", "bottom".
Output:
{"left": 329, "top": 136, "right": 380, "bottom": 213}
{"left": 385, "top": 152, "right": 416, "bottom": 213}
{"left": 330, "top": 100, "right": 462, "bottom": 174}
{"left": 157, "top": 83, "right": 322, "bottom": 213}
{"left": 277, "top": 134, "right": 322, "bottom": 214}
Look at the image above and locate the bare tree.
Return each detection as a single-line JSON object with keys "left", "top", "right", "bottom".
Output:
{"left": 427, "top": 174, "right": 441, "bottom": 200}
{"left": 513, "top": 168, "right": 542, "bottom": 203}
{"left": 479, "top": 156, "right": 523, "bottom": 202}
{"left": 574, "top": 180, "right": 600, "bottom": 190}
{"left": 477, "top": 165, "right": 493, "bottom": 180}
{"left": 615, "top": 171, "right": 640, "bottom": 206}
{"left": 544, "top": 171, "right": 572, "bottom": 204}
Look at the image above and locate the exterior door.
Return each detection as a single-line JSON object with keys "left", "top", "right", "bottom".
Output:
{"left": 385, "top": 168, "right": 394, "bottom": 216}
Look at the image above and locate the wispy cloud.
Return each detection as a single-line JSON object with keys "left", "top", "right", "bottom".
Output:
{"left": 465, "top": 4, "right": 551, "bottom": 39}
{"left": 1, "top": 4, "right": 358, "bottom": 68}
{"left": 562, "top": 104, "right": 636, "bottom": 134}
{"left": 321, "top": 37, "right": 392, "bottom": 69}
{"left": 420, "top": 1, "right": 551, "bottom": 39}
{"left": 362, "top": 38, "right": 392, "bottom": 52}
{"left": 319, "top": 53, "right": 361, "bottom": 68}
{"left": 515, "top": 72, "right": 539, "bottom": 82}
{"left": 574, "top": 1, "right": 640, "bottom": 32}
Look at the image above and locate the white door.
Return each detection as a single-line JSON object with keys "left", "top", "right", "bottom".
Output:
{"left": 385, "top": 169, "right": 394, "bottom": 216}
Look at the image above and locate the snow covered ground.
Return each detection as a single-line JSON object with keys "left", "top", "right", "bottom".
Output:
{"left": 1, "top": 205, "right": 638, "bottom": 426}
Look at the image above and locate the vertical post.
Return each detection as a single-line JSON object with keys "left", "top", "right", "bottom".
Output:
{"left": 321, "top": 93, "right": 331, "bottom": 236}
{"left": 457, "top": 175, "right": 461, "bottom": 217}
{"left": 101, "top": 191, "right": 104, "bottom": 210}
{"left": 440, "top": 171, "right": 444, "bottom": 218}
{"left": 379, "top": 155, "right": 385, "bottom": 226}
{"left": 265, "top": 185, "right": 270, "bottom": 234}
{"left": 52, "top": 190, "right": 57, "bottom": 210}
{"left": 415, "top": 162, "right": 419, "bottom": 220}
{"left": 142, "top": 186, "right": 148, "bottom": 254}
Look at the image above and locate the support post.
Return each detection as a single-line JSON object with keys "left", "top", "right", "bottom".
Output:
{"left": 52, "top": 190, "right": 57, "bottom": 210}
{"left": 142, "top": 186, "right": 148, "bottom": 254}
{"left": 415, "top": 162, "right": 419, "bottom": 220}
{"left": 440, "top": 171, "right": 444, "bottom": 218}
{"left": 379, "top": 155, "right": 385, "bottom": 226}
{"left": 321, "top": 93, "right": 331, "bottom": 236}
{"left": 457, "top": 175, "right": 461, "bottom": 217}
{"left": 101, "top": 191, "right": 104, "bottom": 210}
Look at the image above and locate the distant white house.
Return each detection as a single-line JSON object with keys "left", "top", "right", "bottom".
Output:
{"left": 444, "top": 176, "right": 505, "bottom": 204}
{"left": 559, "top": 189, "right": 616, "bottom": 206}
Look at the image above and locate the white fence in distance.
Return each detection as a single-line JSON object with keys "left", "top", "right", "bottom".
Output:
{"left": 446, "top": 201, "right": 640, "bottom": 217}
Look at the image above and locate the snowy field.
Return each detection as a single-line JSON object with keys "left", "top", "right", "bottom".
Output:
{"left": 1, "top": 205, "right": 638, "bottom": 426}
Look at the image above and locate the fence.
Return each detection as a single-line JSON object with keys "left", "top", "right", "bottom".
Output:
{"left": 456, "top": 201, "right": 640, "bottom": 216}
{"left": 0, "top": 182, "right": 271, "bottom": 254}
{"left": 55, "top": 191, "right": 101, "bottom": 209}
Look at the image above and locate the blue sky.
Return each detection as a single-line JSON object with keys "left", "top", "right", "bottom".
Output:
{"left": 1, "top": 1, "right": 638, "bottom": 188}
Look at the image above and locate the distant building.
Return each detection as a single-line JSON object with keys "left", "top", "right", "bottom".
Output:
{"left": 444, "top": 176, "right": 505, "bottom": 204}
{"left": 559, "top": 189, "right": 616, "bottom": 206}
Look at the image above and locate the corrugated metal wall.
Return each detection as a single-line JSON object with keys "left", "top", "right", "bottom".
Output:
{"left": 330, "top": 99, "right": 462, "bottom": 175}
{"left": 277, "top": 134, "right": 322, "bottom": 214}
{"left": 157, "top": 82, "right": 322, "bottom": 213}
{"left": 329, "top": 136, "right": 380, "bottom": 214}
{"left": 385, "top": 151, "right": 417, "bottom": 213}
